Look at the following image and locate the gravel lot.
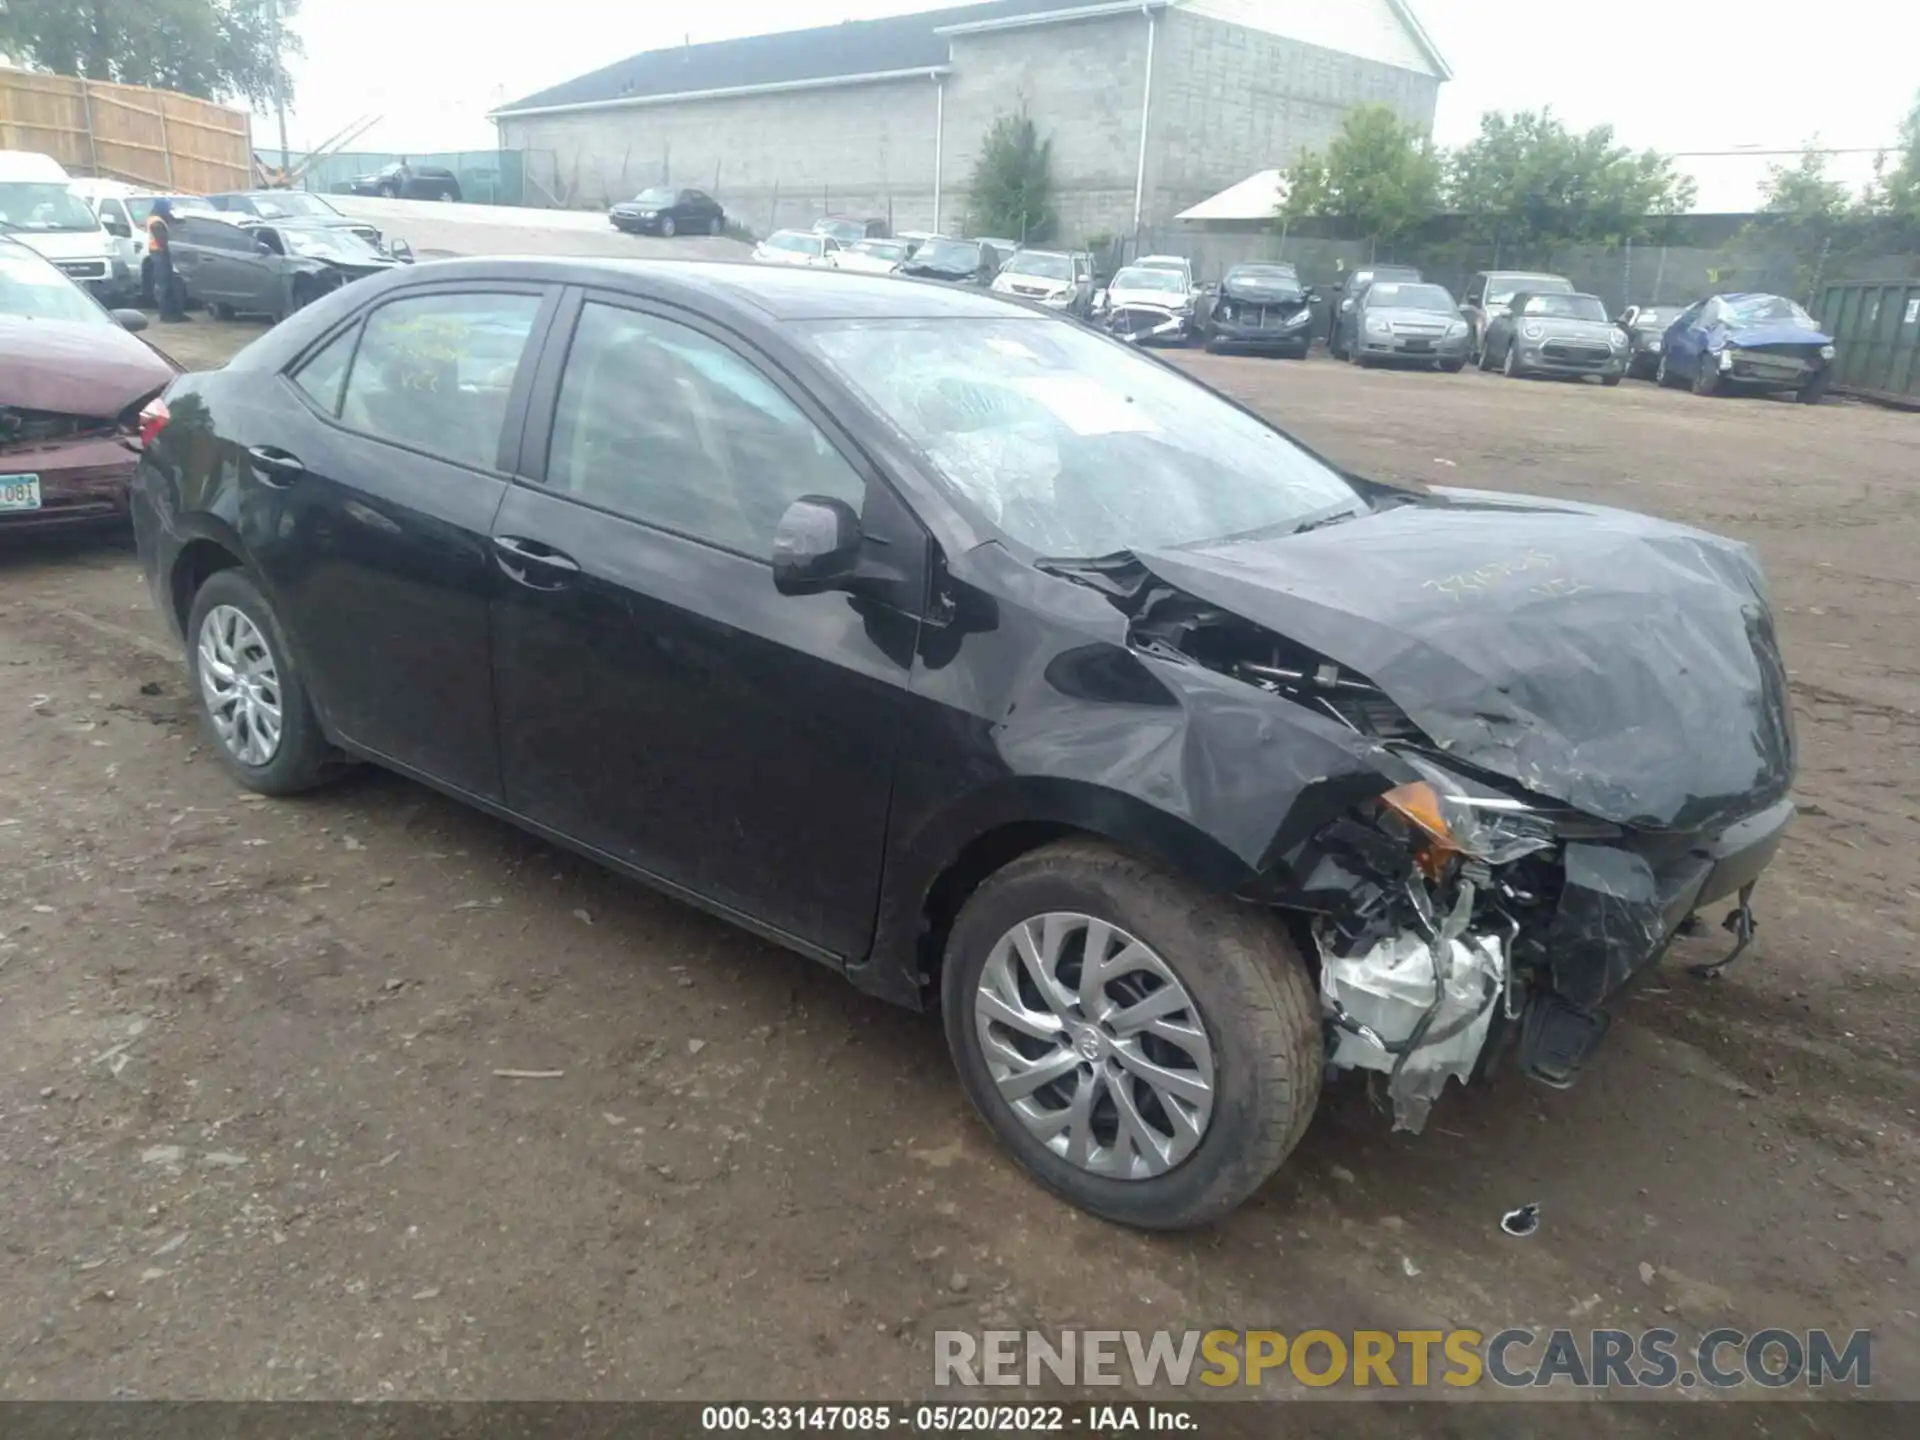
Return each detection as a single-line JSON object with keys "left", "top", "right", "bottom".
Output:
{"left": 1, "top": 299, "right": 1915, "bottom": 1413}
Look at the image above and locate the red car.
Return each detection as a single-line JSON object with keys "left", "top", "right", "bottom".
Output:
{"left": 0, "top": 237, "right": 177, "bottom": 532}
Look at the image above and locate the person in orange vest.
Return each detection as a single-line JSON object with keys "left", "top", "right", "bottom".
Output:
{"left": 146, "top": 199, "right": 188, "bottom": 322}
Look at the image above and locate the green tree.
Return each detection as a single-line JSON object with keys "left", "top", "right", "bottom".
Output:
{"left": 1877, "top": 90, "right": 1920, "bottom": 221}
{"left": 1280, "top": 104, "right": 1440, "bottom": 251}
{"left": 967, "top": 108, "right": 1056, "bottom": 244}
{"left": 1447, "top": 109, "right": 1695, "bottom": 255}
{"left": 1759, "top": 138, "right": 1853, "bottom": 218}
{"left": 0, "top": 0, "right": 299, "bottom": 108}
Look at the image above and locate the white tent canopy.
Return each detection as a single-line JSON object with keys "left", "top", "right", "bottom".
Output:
{"left": 1176, "top": 170, "right": 1291, "bottom": 223}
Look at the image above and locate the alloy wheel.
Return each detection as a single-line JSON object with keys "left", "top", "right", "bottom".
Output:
{"left": 972, "top": 912, "right": 1215, "bottom": 1180}
{"left": 662, "top": 216, "right": 676, "bottom": 237}
{"left": 197, "top": 605, "right": 283, "bottom": 767}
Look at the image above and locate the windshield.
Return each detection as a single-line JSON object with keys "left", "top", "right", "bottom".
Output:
{"left": 1521, "top": 293, "right": 1608, "bottom": 322}
{"left": 633, "top": 187, "right": 676, "bottom": 204}
{"left": 912, "top": 239, "right": 982, "bottom": 270}
{"left": 0, "top": 183, "right": 101, "bottom": 234}
{"left": 1112, "top": 267, "right": 1185, "bottom": 294}
{"left": 1226, "top": 265, "right": 1299, "bottom": 287}
{"left": 1487, "top": 275, "right": 1574, "bottom": 305}
{"left": 1723, "top": 294, "right": 1818, "bottom": 328}
{"left": 281, "top": 227, "right": 384, "bottom": 261}
{"left": 1366, "top": 282, "right": 1455, "bottom": 312}
{"left": 0, "top": 247, "right": 110, "bottom": 324}
{"left": 803, "top": 318, "right": 1359, "bottom": 557}
{"left": 1631, "top": 305, "right": 1681, "bottom": 326}
{"left": 249, "top": 192, "right": 340, "bottom": 219}
{"left": 1003, "top": 252, "right": 1074, "bottom": 281}
{"left": 765, "top": 231, "right": 820, "bottom": 254}
{"left": 816, "top": 219, "right": 868, "bottom": 243}
{"left": 853, "top": 240, "right": 908, "bottom": 261}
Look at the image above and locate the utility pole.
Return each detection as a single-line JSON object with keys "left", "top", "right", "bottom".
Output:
{"left": 265, "top": 0, "right": 291, "bottom": 172}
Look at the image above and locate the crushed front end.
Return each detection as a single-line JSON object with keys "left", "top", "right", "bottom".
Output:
{"left": 1288, "top": 745, "right": 1791, "bottom": 1129}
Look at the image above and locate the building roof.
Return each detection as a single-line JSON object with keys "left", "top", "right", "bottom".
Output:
{"left": 495, "top": 1, "right": 1126, "bottom": 117}
{"left": 496, "top": 0, "right": 1444, "bottom": 118}
{"left": 1176, "top": 169, "right": 1291, "bottom": 223}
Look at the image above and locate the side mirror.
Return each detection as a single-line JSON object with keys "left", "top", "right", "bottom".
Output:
{"left": 772, "top": 496, "right": 864, "bottom": 596}
{"left": 1304, "top": 287, "right": 1320, "bottom": 302}
{"left": 388, "top": 238, "right": 415, "bottom": 264}
{"left": 111, "top": 308, "right": 148, "bottom": 333}
{"left": 101, "top": 214, "right": 131, "bottom": 238}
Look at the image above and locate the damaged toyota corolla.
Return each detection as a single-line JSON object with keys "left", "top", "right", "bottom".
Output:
{"left": 135, "top": 262, "right": 1793, "bottom": 1231}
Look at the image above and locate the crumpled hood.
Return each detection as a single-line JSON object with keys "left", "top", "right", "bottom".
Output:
{"left": 1135, "top": 489, "right": 1794, "bottom": 831}
{"left": 0, "top": 317, "right": 176, "bottom": 420}
{"left": 1713, "top": 322, "right": 1833, "bottom": 348}
{"left": 1107, "top": 286, "right": 1186, "bottom": 311}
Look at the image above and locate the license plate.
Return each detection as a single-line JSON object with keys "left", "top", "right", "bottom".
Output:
{"left": 1404, "top": 339, "right": 1433, "bottom": 352}
{"left": 0, "top": 475, "right": 41, "bottom": 512}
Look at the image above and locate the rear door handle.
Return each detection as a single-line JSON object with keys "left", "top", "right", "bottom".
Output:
{"left": 493, "top": 534, "right": 580, "bottom": 590}
{"left": 247, "top": 446, "right": 304, "bottom": 486}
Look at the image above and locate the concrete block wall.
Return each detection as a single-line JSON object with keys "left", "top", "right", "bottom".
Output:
{"left": 499, "top": 74, "right": 947, "bottom": 236}
{"left": 938, "top": 16, "right": 1149, "bottom": 245}
{"left": 1147, "top": 8, "right": 1441, "bottom": 226}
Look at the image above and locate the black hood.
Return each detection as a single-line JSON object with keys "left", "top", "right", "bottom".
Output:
{"left": 1220, "top": 277, "right": 1306, "bottom": 304}
{"left": 902, "top": 263, "right": 973, "bottom": 280}
{"left": 1134, "top": 489, "right": 1794, "bottom": 831}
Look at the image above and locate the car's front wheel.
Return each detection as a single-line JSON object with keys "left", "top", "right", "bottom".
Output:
{"left": 1503, "top": 343, "right": 1524, "bottom": 378}
{"left": 661, "top": 215, "right": 677, "bottom": 237}
{"left": 187, "top": 570, "right": 343, "bottom": 796}
{"left": 941, "top": 840, "right": 1321, "bottom": 1230}
{"left": 1693, "top": 355, "right": 1720, "bottom": 396}
{"left": 709, "top": 215, "right": 724, "bottom": 236}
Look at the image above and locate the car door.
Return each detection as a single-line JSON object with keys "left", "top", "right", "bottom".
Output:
{"left": 167, "top": 217, "right": 228, "bottom": 305}
{"left": 487, "top": 290, "right": 924, "bottom": 957}
{"left": 98, "top": 197, "right": 139, "bottom": 273}
{"left": 248, "top": 284, "right": 559, "bottom": 799}
{"left": 227, "top": 225, "right": 286, "bottom": 317}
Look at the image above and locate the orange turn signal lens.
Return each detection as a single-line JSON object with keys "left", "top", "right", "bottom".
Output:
{"left": 1380, "top": 781, "right": 1455, "bottom": 847}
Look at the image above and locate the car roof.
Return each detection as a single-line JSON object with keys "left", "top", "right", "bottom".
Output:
{"left": 401, "top": 256, "right": 1035, "bottom": 320}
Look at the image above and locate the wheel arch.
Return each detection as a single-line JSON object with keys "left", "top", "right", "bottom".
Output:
{"left": 167, "top": 521, "right": 250, "bottom": 638}
{"left": 854, "top": 777, "right": 1263, "bottom": 1013}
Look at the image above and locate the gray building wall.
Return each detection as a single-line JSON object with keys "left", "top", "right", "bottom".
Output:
{"left": 497, "top": 7, "right": 1442, "bottom": 245}
{"left": 937, "top": 15, "right": 1148, "bottom": 244}
{"left": 498, "top": 74, "right": 946, "bottom": 235}
{"left": 1146, "top": 8, "right": 1441, "bottom": 228}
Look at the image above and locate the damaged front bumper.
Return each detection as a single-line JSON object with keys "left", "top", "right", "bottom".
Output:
{"left": 1300, "top": 766, "right": 1793, "bottom": 1130}
{"left": 0, "top": 432, "right": 140, "bottom": 533}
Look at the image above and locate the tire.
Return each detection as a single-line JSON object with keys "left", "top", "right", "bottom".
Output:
{"left": 1655, "top": 352, "right": 1673, "bottom": 388}
{"left": 435, "top": 188, "right": 455, "bottom": 203}
{"left": 941, "top": 839, "right": 1322, "bottom": 1230}
{"left": 211, "top": 302, "right": 236, "bottom": 321}
{"left": 1354, "top": 351, "right": 1375, "bottom": 368}
{"left": 661, "top": 215, "right": 677, "bottom": 237}
{"left": 1693, "top": 355, "right": 1719, "bottom": 396}
{"left": 1440, "top": 359, "right": 1465, "bottom": 374}
{"left": 1503, "top": 343, "right": 1523, "bottom": 379}
{"left": 378, "top": 183, "right": 399, "bottom": 199}
{"left": 1601, "top": 374, "right": 1622, "bottom": 386}
{"left": 1798, "top": 370, "right": 1831, "bottom": 405}
{"left": 185, "top": 569, "right": 343, "bottom": 796}
{"left": 709, "top": 215, "right": 724, "bottom": 236}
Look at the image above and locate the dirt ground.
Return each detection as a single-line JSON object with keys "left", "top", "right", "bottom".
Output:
{"left": 1, "top": 323, "right": 1915, "bottom": 1412}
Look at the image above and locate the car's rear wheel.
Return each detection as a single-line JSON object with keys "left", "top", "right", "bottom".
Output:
{"left": 1693, "top": 355, "right": 1720, "bottom": 396}
{"left": 187, "top": 570, "right": 343, "bottom": 796}
{"left": 661, "top": 215, "right": 677, "bottom": 237}
{"left": 941, "top": 840, "right": 1321, "bottom": 1230}
{"left": 435, "top": 188, "right": 455, "bottom": 203}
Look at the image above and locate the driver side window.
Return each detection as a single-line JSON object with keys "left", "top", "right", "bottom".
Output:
{"left": 544, "top": 301, "right": 867, "bottom": 557}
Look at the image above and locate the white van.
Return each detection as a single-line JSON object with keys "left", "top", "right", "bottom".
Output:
{"left": 0, "top": 151, "right": 120, "bottom": 298}
{"left": 67, "top": 176, "right": 151, "bottom": 298}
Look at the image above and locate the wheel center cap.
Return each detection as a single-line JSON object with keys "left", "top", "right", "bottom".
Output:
{"left": 1073, "top": 1026, "right": 1104, "bottom": 1062}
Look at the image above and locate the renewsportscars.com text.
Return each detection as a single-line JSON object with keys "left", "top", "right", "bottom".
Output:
{"left": 934, "top": 1328, "right": 1872, "bottom": 1391}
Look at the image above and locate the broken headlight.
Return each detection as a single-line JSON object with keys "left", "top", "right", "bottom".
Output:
{"left": 1380, "top": 755, "right": 1555, "bottom": 866}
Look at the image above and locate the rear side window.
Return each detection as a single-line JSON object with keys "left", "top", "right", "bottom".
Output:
{"left": 290, "top": 325, "right": 361, "bottom": 416}
{"left": 337, "top": 292, "right": 543, "bottom": 470}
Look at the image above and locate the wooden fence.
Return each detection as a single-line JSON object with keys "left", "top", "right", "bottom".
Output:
{"left": 0, "top": 68, "right": 252, "bottom": 192}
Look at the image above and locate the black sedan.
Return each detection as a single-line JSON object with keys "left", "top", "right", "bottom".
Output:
{"left": 131, "top": 259, "right": 1795, "bottom": 1230}
{"left": 346, "top": 162, "right": 462, "bottom": 202}
{"left": 1198, "top": 263, "right": 1317, "bottom": 356}
{"left": 610, "top": 187, "right": 726, "bottom": 238}
{"left": 1617, "top": 304, "right": 1685, "bottom": 379}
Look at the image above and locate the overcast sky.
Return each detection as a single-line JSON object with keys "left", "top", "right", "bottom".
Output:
{"left": 277, "top": 0, "right": 1917, "bottom": 209}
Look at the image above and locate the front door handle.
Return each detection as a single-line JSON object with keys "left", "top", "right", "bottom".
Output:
{"left": 493, "top": 534, "right": 580, "bottom": 590}
{"left": 247, "top": 446, "right": 304, "bottom": 486}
